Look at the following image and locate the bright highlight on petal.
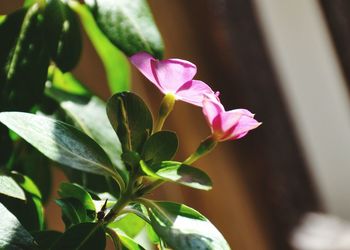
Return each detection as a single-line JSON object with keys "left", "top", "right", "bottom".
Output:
{"left": 130, "top": 52, "right": 217, "bottom": 107}
{"left": 202, "top": 97, "right": 261, "bottom": 141}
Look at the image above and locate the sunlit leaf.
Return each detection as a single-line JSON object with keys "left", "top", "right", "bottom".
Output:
{"left": 0, "top": 175, "right": 25, "bottom": 200}
{"left": 140, "top": 161, "right": 212, "bottom": 191}
{"left": 85, "top": 0, "right": 164, "bottom": 59}
{"left": 144, "top": 201, "right": 231, "bottom": 250}
{"left": 70, "top": 2, "right": 130, "bottom": 93}
{"left": 0, "top": 202, "right": 37, "bottom": 249}
{"left": 0, "top": 112, "right": 118, "bottom": 178}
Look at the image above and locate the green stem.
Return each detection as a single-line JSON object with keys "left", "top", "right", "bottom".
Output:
{"left": 138, "top": 179, "right": 164, "bottom": 196}
{"left": 106, "top": 227, "right": 122, "bottom": 250}
{"left": 183, "top": 136, "right": 218, "bottom": 165}
{"left": 154, "top": 93, "right": 175, "bottom": 132}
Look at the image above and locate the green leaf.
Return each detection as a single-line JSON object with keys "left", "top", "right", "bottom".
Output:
{"left": 70, "top": 2, "right": 130, "bottom": 93}
{"left": 0, "top": 174, "right": 25, "bottom": 200}
{"left": 144, "top": 201, "right": 231, "bottom": 250}
{"left": 49, "top": 66, "right": 89, "bottom": 95}
{"left": 11, "top": 172, "right": 42, "bottom": 199}
{"left": 56, "top": 198, "right": 89, "bottom": 228}
{"left": 107, "top": 92, "right": 153, "bottom": 153}
{"left": 44, "top": 0, "right": 82, "bottom": 72}
{"left": 0, "top": 112, "right": 119, "bottom": 179}
{"left": 46, "top": 86, "right": 125, "bottom": 172}
{"left": 58, "top": 182, "right": 95, "bottom": 212}
{"left": 116, "top": 229, "right": 145, "bottom": 250}
{"left": 140, "top": 161, "right": 212, "bottom": 191}
{"left": 85, "top": 0, "right": 164, "bottom": 59}
{"left": 52, "top": 222, "right": 106, "bottom": 250}
{"left": 109, "top": 213, "right": 146, "bottom": 238}
{"left": 14, "top": 145, "right": 52, "bottom": 203}
{"left": 0, "top": 5, "right": 50, "bottom": 112}
{"left": 0, "top": 202, "right": 37, "bottom": 249}
{"left": 0, "top": 183, "right": 44, "bottom": 231}
{"left": 0, "top": 125, "right": 13, "bottom": 165}
{"left": 32, "top": 230, "right": 63, "bottom": 249}
{"left": 142, "top": 131, "right": 178, "bottom": 163}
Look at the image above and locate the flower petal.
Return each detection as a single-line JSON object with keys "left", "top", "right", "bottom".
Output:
{"left": 202, "top": 97, "right": 225, "bottom": 131}
{"left": 225, "top": 111, "right": 261, "bottom": 140}
{"left": 151, "top": 58, "right": 197, "bottom": 92}
{"left": 176, "top": 80, "right": 216, "bottom": 107}
{"left": 130, "top": 52, "right": 164, "bottom": 92}
{"left": 213, "top": 110, "right": 242, "bottom": 140}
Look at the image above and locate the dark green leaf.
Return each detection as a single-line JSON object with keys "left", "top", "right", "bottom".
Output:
{"left": 32, "top": 230, "right": 63, "bottom": 249}
{"left": 142, "top": 131, "right": 178, "bottom": 163}
{"left": 107, "top": 92, "right": 153, "bottom": 153}
{"left": 13, "top": 145, "right": 52, "bottom": 203}
{"left": 0, "top": 202, "right": 37, "bottom": 249}
{"left": 52, "top": 222, "right": 106, "bottom": 250}
{"left": 140, "top": 161, "right": 212, "bottom": 191}
{"left": 0, "top": 183, "right": 44, "bottom": 231}
{"left": 85, "top": 0, "right": 164, "bottom": 59}
{"left": 44, "top": 0, "right": 82, "bottom": 72}
{"left": 0, "top": 5, "right": 50, "bottom": 112}
{"left": 0, "top": 112, "right": 120, "bottom": 179}
{"left": 56, "top": 198, "right": 88, "bottom": 228}
{"left": 0, "top": 175, "right": 25, "bottom": 200}
{"left": 58, "top": 182, "right": 95, "bottom": 212}
{"left": 144, "top": 201, "right": 231, "bottom": 250}
{"left": 109, "top": 213, "right": 146, "bottom": 238}
{"left": 70, "top": 2, "right": 130, "bottom": 93}
{"left": 0, "top": 125, "right": 12, "bottom": 165}
{"left": 46, "top": 86, "right": 125, "bottom": 172}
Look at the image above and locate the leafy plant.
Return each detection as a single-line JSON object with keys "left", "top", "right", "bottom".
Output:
{"left": 0, "top": 0, "right": 261, "bottom": 249}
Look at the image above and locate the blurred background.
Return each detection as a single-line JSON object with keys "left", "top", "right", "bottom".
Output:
{"left": 3, "top": 0, "right": 350, "bottom": 249}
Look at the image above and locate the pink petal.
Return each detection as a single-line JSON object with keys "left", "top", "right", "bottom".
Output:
{"left": 202, "top": 97, "right": 225, "bottom": 126}
{"left": 212, "top": 110, "right": 242, "bottom": 140}
{"left": 130, "top": 52, "right": 164, "bottom": 92}
{"left": 151, "top": 58, "right": 197, "bottom": 92}
{"left": 175, "top": 80, "right": 216, "bottom": 107}
{"left": 226, "top": 113, "right": 261, "bottom": 140}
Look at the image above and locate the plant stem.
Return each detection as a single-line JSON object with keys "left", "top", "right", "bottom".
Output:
{"left": 154, "top": 93, "right": 175, "bottom": 132}
{"left": 183, "top": 136, "right": 218, "bottom": 165}
{"left": 106, "top": 227, "right": 122, "bottom": 250}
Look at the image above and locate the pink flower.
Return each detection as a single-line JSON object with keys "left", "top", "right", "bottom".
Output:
{"left": 202, "top": 96, "right": 261, "bottom": 141}
{"left": 130, "top": 52, "right": 217, "bottom": 107}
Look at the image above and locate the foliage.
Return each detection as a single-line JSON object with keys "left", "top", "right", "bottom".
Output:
{"left": 0, "top": 0, "right": 261, "bottom": 249}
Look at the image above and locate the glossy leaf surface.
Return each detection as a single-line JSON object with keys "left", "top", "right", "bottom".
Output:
{"left": 107, "top": 92, "right": 153, "bottom": 153}
{"left": 86, "top": 0, "right": 164, "bottom": 59}
{"left": 0, "top": 112, "right": 118, "bottom": 178}
{"left": 0, "top": 175, "right": 25, "bottom": 200}
{"left": 44, "top": 0, "right": 82, "bottom": 72}
{"left": 142, "top": 131, "right": 178, "bottom": 163}
{"left": 46, "top": 86, "right": 125, "bottom": 172}
{"left": 145, "top": 201, "right": 231, "bottom": 250}
{"left": 0, "top": 202, "right": 37, "bottom": 249}
{"left": 141, "top": 161, "right": 212, "bottom": 191}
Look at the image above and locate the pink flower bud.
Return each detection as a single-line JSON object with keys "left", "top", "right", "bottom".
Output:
{"left": 202, "top": 97, "right": 261, "bottom": 141}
